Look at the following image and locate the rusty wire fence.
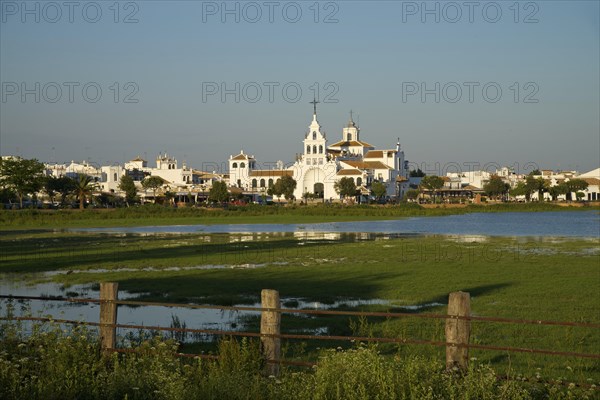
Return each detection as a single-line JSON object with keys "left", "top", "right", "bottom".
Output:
{"left": 1, "top": 283, "right": 599, "bottom": 388}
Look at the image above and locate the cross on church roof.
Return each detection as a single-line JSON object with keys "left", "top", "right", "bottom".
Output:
{"left": 310, "top": 98, "right": 319, "bottom": 115}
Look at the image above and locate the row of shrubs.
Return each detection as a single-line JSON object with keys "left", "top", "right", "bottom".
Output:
{"left": 0, "top": 318, "right": 596, "bottom": 400}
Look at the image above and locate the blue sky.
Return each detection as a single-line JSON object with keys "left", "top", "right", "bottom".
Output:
{"left": 1, "top": 0, "right": 598, "bottom": 174}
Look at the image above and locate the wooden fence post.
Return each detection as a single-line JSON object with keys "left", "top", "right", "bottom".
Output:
{"left": 100, "top": 282, "right": 119, "bottom": 353}
{"left": 260, "top": 289, "right": 281, "bottom": 376}
{"left": 445, "top": 291, "right": 470, "bottom": 371}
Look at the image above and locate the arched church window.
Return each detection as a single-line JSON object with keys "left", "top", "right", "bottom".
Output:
{"left": 356, "top": 177, "right": 362, "bottom": 186}
{"left": 240, "top": 162, "right": 245, "bottom": 168}
{"left": 114, "top": 173, "right": 117, "bottom": 181}
{"left": 312, "top": 131, "right": 317, "bottom": 140}
{"left": 268, "top": 179, "right": 273, "bottom": 186}
{"left": 347, "top": 133, "right": 351, "bottom": 141}
{"left": 237, "top": 179, "right": 241, "bottom": 187}
{"left": 313, "top": 145, "right": 317, "bottom": 154}
{"left": 307, "top": 146, "right": 311, "bottom": 154}
{"left": 260, "top": 179, "right": 265, "bottom": 187}
{"left": 319, "top": 145, "right": 323, "bottom": 154}
{"left": 232, "top": 162, "right": 238, "bottom": 168}
{"left": 252, "top": 179, "right": 257, "bottom": 188}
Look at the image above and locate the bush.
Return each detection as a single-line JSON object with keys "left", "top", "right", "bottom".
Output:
{"left": 0, "top": 317, "right": 596, "bottom": 400}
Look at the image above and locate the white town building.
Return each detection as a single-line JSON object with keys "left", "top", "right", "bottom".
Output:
{"left": 228, "top": 104, "right": 409, "bottom": 201}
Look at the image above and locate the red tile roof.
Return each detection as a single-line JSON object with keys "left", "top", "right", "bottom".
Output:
{"left": 249, "top": 170, "right": 292, "bottom": 177}
{"left": 329, "top": 140, "right": 374, "bottom": 148}
{"left": 337, "top": 169, "right": 363, "bottom": 176}
{"left": 342, "top": 160, "right": 391, "bottom": 170}
{"left": 231, "top": 153, "right": 253, "bottom": 161}
{"left": 581, "top": 178, "right": 600, "bottom": 186}
{"left": 364, "top": 150, "right": 383, "bottom": 158}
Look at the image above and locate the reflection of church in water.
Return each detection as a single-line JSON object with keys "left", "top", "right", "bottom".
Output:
{"left": 228, "top": 101, "right": 409, "bottom": 200}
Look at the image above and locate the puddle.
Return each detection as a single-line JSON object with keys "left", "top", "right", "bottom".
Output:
{"left": 0, "top": 279, "right": 252, "bottom": 339}
{"left": 0, "top": 280, "right": 442, "bottom": 341}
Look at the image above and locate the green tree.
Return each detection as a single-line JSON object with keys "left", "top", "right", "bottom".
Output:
{"left": 334, "top": 177, "right": 357, "bottom": 199}
{"left": 565, "top": 179, "right": 588, "bottom": 202}
{"left": 509, "top": 181, "right": 528, "bottom": 200}
{"left": 483, "top": 175, "right": 509, "bottom": 200}
{"left": 525, "top": 176, "right": 548, "bottom": 201}
{"left": 420, "top": 175, "right": 444, "bottom": 203}
{"left": 405, "top": 189, "right": 420, "bottom": 201}
{"left": 208, "top": 181, "right": 229, "bottom": 203}
{"left": 73, "top": 174, "right": 96, "bottom": 210}
{"left": 0, "top": 187, "right": 16, "bottom": 204}
{"left": 0, "top": 157, "right": 46, "bottom": 208}
{"left": 409, "top": 168, "right": 425, "bottom": 177}
{"left": 273, "top": 175, "right": 297, "bottom": 201}
{"left": 43, "top": 176, "right": 59, "bottom": 204}
{"left": 118, "top": 175, "right": 138, "bottom": 206}
{"left": 575, "top": 191, "right": 585, "bottom": 201}
{"left": 54, "top": 176, "right": 76, "bottom": 206}
{"left": 548, "top": 183, "right": 568, "bottom": 201}
{"left": 370, "top": 181, "right": 387, "bottom": 201}
{"left": 164, "top": 191, "right": 176, "bottom": 206}
{"left": 529, "top": 169, "right": 542, "bottom": 176}
{"left": 141, "top": 176, "right": 165, "bottom": 203}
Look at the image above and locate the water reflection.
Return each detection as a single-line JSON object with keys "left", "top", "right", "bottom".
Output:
{"left": 0, "top": 279, "right": 440, "bottom": 340}
{"left": 71, "top": 211, "right": 599, "bottom": 238}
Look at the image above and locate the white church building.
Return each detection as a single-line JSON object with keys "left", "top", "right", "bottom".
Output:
{"left": 228, "top": 103, "right": 409, "bottom": 201}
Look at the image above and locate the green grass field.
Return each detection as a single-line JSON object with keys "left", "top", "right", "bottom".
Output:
{"left": 1, "top": 228, "right": 599, "bottom": 385}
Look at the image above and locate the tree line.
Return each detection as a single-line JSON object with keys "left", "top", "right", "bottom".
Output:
{"left": 403, "top": 170, "right": 589, "bottom": 203}
{"left": 0, "top": 158, "right": 100, "bottom": 209}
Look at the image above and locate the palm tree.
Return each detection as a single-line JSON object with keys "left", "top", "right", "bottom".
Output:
{"left": 74, "top": 174, "right": 96, "bottom": 210}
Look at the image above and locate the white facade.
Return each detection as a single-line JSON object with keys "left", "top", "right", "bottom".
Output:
{"left": 227, "top": 107, "right": 409, "bottom": 201}
{"left": 150, "top": 153, "right": 193, "bottom": 187}
{"left": 99, "top": 165, "right": 125, "bottom": 192}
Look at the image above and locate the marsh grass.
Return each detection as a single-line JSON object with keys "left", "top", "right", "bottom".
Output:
{"left": 1, "top": 202, "right": 595, "bottom": 230}
{"left": 1, "top": 231, "right": 598, "bottom": 386}
{"left": 0, "top": 316, "right": 597, "bottom": 400}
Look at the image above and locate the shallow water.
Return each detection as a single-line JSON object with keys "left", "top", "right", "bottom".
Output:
{"left": 0, "top": 280, "right": 427, "bottom": 339}
{"left": 73, "top": 211, "right": 600, "bottom": 238}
